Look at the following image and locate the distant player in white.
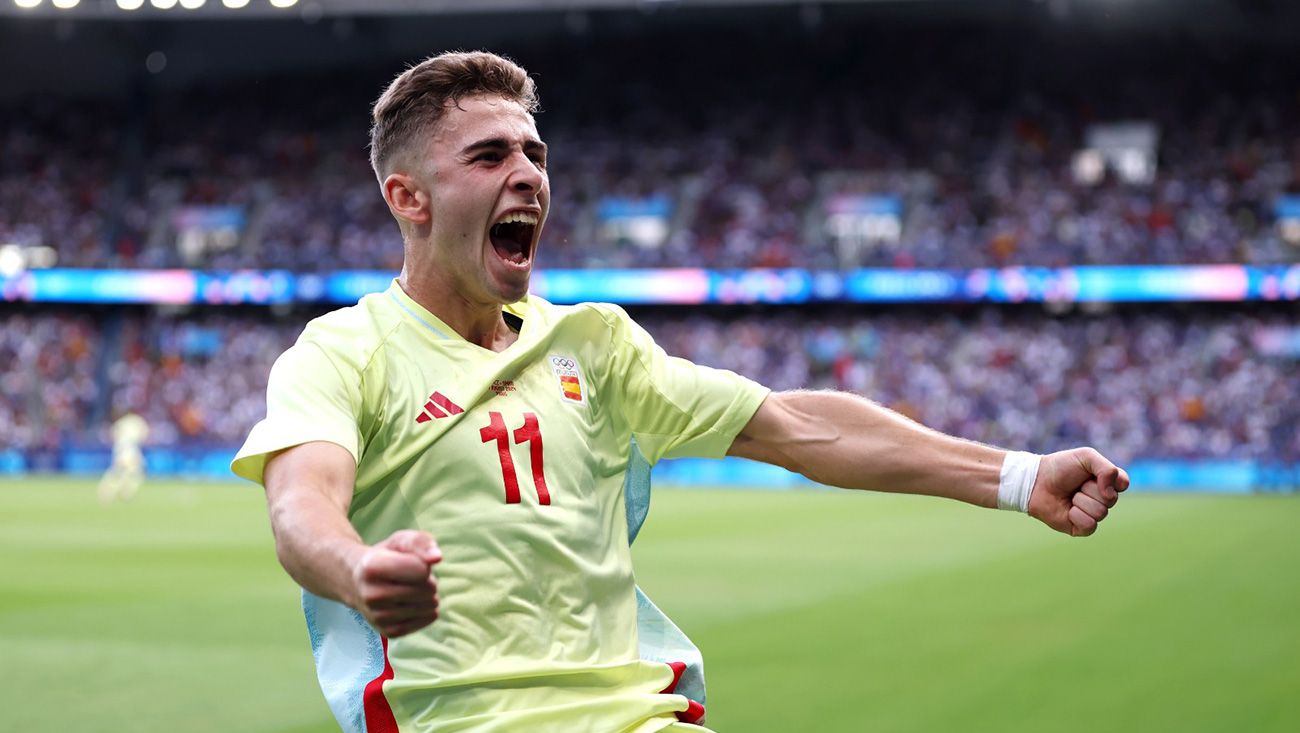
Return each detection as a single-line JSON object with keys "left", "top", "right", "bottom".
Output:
{"left": 98, "top": 411, "right": 148, "bottom": 503}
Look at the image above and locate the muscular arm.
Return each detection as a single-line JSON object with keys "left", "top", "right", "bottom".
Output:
{"left": 728, "top": 391, "right": 1129, "bottom": 535}
{"left": 728, "top": 391, "right": 1003, "bottom": 506}
{"left": 263, "top": 441, "right": 442, "bottom": 636}
{"left": 263, "top": 442, "right": 367, "bottom": 605}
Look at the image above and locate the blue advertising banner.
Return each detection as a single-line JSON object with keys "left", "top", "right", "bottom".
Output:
{"left": 60, "top": 446, "right": 240, "bottom": 478}
{"left": 3, "top": 265, "right": 1299, "bottom": 306}
{"left": 845, "top": 269, "right": 963, "bottom": 302}
{"left": 21, "top": 447, "right": 1297, "bottom": 495}
{"left": 1274, "top": 195, "right": 1300, "bottom": 220}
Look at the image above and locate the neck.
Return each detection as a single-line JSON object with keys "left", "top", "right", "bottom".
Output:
{"left": 397, "top": 265, "right": 519, "bottom": 352}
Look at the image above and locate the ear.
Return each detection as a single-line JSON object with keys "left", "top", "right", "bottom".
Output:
{"left": 382, "top": 172, "right": 431, "bottom": 226}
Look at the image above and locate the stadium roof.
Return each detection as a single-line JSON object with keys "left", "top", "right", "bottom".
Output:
{"left": 3, "top": 0, "right": 1296, "bottom": 36}
{"left": 0, "top": 0, "right": 926, "bottom": 20}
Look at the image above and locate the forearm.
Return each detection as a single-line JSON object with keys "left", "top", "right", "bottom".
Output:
{"left": 262, "top": 442, "right": 442, "bottom": 637}
{"left": 262, "top": 443, "right": 369, "bottom": 608}
{"left": 267, "top": 490, "right": 368, "bottom": 607}
{"left": 730, "top": 390, "right": 1004, "bottom": 508}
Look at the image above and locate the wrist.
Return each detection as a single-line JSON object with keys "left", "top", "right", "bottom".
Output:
{"left": 998, "top": 451, "right": 1041, "bottom": 513}
{"left": 335, "top": 541, "right": 372, "bottom": 609}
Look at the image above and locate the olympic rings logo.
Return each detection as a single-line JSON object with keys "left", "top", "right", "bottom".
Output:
{"left": 551, "top": 357, "right": 576, "bottom": 369}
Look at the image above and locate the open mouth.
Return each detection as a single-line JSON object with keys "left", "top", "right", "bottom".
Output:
{"left": 489, "top": 213, "right": 538, "bottom": 266}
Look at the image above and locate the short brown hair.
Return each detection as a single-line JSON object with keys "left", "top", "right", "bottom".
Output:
{"left": 369, "top": 51, "right": 539, "bottom": 179}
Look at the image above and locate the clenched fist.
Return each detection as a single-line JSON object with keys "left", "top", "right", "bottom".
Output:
{"left": 1029, "top": 447, "right": 1131, "bottom": 537}
{"left": 350, "top": 529, "right": 443, "bottom": 637}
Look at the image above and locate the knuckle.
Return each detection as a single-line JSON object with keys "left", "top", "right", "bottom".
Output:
{"left": 359, "top": 554, "right": 386, "bottom": 579}
{"left": 362, "top": 585, "right": 395, "bottom": 607}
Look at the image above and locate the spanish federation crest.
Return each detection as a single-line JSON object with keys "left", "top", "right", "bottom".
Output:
{"left": 549, "top": 355, "right": 586, "bottom": 405}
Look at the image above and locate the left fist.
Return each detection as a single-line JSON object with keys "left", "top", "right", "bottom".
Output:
{"left": 1028, "top": 447, "right": 1131, "bottom": 537}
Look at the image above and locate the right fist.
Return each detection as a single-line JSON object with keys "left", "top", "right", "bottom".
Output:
{"left": 350, "top": 530, "right": 442, "bottom": 638}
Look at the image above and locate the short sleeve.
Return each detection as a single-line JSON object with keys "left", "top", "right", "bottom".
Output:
{"left": 230, "top": 339, "right": 362, "bottom": 486}
{"left": 601, "top": 305, "right": 770, "bottom": 465}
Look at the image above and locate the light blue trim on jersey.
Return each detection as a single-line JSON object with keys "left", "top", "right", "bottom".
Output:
{"left": 624, "top": 437, "right": 707, "bottom": 707}
{"left": 635, "top": 587, "right": 708, "bottom": 706}
{"left": 303, "top": 589, "right": 387, "bottom": 733}
{"left": 624, "top": 437, "right": 652, "bottom": 543}
{"left": 386, "top": 289, "right": 451, "bottom": 340}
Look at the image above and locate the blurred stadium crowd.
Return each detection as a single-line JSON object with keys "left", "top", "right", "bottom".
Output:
{"left": 1, "top": 22, "right": 1297, "bottom": 473}
{"left": 2, "top": 29, "right": 1299, "bottom": 273}
{"left": 2, "top": 307, "right": 1296, "bottom": 465}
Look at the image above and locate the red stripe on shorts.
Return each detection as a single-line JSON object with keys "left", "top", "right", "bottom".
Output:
{"left": 660, "top": 660, "right": 707, "bottom": 725}
{"left": 362, "top": 636, "right": 399, "bottom": 733}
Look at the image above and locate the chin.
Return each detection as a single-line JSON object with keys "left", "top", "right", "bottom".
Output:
{"left": 491, "top": 276, "right": 531, "bottom": 304}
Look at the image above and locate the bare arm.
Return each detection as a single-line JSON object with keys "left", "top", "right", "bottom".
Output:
{"left": 728, "top": 391, "right": 1129, "bottom": 536}
{"left": 263, "top": 441, "right": 442, "bottom": 636}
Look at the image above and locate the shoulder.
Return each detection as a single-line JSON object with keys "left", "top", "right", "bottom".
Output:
{"left": 293, "top": 293, "right": 402, "bottom": 375}
{"left": 552, "top": 299, "right": 633, "bottom": 333}
{"left": 514, "top": 296, "right": 630, "bottom": 338}
{"left": 573, "top": 300, "right": 630, "bottom": 325}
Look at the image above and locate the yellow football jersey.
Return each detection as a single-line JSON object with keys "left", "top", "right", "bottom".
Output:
{"left": 110, "top": 412, "right": 148, "bottom": 468}
{"left": 111, "top": 412, "right": 148, "bottom": 450}
{"left": 233, "top": 281, "right": 768, "bottom": 733}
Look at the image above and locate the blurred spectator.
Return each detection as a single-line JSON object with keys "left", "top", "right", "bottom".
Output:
{"left": 107, "top": 312, "right": 297, "bottom": 446}
{"left": 3, "top": 306, "right": 1294, "bottom": 466}
{"left": 642, "top": 307, "right": 1300, "bottom": 464}
{"left": 4, "top": 29, "right": 1299, "bottom": 272}
{"left": 0, "top": 314, "right": 100, "bottom": 452}
{"left": 0, "top": 101, "right": 125, "bottom": 271}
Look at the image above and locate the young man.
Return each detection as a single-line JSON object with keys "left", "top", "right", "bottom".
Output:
{"left": 232, "top": 52, "right": 1129, "bottom": 733}
{"left": 99, "top": 410, "right": 148, "bottom": 504}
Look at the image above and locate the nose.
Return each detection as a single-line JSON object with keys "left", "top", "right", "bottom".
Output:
{"left": 507, "top": 151, "right": 545, "bottom": 194}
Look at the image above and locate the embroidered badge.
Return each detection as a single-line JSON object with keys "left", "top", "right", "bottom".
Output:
{"left": 549, "top": 355, "right": 586, "bottom": 404}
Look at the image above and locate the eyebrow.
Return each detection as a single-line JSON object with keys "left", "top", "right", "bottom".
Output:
{"left": 461, "top": 137, "right": 548, "bottom": 157}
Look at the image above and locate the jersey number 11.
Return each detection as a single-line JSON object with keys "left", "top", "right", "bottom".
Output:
{"left": 479, "top": 411, "right": 551, "bottom": 505}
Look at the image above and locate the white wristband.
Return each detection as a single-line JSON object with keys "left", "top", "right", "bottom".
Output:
{"left": 998, "top": 451, "right": 1041, "bottom": 513}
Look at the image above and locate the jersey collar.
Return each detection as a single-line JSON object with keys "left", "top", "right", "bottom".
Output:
{"left": 384, "top": 279, "right": 530, "bottom": 344}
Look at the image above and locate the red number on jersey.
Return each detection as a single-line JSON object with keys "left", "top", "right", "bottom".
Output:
{"left": 479, "top": 411, "right": 521, "bottom": 504}
{"left": 480, "top": 411, "right": 550, "bottom": 505}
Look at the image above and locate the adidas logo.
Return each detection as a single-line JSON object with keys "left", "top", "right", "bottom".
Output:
{"left": 415, "top": 392, "right": 464, "bottom": 423}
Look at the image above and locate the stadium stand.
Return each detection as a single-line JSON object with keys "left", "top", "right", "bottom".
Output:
{"left": 0, "top": 9, "right": 1295, "bottom": 488}
{"left": 0, "top": 312, "right": 100, "bottom": 454}
{"left": 2, "top": 27, "right": 1299, "bottom": 272}
{"left": 2, "top": 306, "right": 1295, "bottom": 468}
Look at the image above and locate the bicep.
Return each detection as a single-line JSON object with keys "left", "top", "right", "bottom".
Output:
{"left": 727, "top": 392, "right": 814, "bottom": 465}
{"left": 727, "top": 390, "right": 849, "bottom": 468}
{"left": 263, "top": 440, "right": 358, "bottom": 516}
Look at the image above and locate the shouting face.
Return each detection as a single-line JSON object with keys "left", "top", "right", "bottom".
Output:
{"left": 390, "top": 94, "right": 550, "bottom": 306}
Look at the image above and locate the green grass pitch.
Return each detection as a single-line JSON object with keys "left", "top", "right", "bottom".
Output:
{"left": 2, "top": 477, "right": 1298, "bottom": 732}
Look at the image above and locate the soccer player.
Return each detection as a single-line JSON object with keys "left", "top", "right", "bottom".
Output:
{"left": 98, "top": 410, "right": 148, "bottom": 504}
{"left": 232, "top": 52, "right": 1129, "bottom": 733}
